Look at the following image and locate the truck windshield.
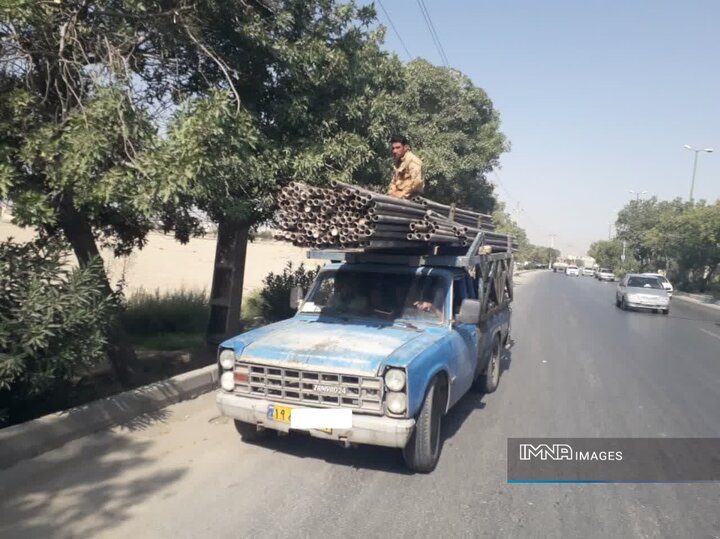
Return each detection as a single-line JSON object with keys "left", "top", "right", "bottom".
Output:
{"left": 300, "top": 269, "right": 447, "bottom": 324}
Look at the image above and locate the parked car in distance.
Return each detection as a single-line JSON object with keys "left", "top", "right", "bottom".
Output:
{"left": 598, "top": 268, "right": 615, "bottom": 282}
{"left": 582, "top": 267, "right": 594, "bottom": 277}
{"left": 566, "top": 265, "right": 580, "bottom": 277}
{"left": 642, "top": 273, "right": 674, "bottom": 298}
{"left": 616, "top": 274, "right": 670, "bottom": 314}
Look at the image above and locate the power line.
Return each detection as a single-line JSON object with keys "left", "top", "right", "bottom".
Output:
{"left": 377, "top": 0, "right": 413, "bottom": 61}
{"left": 419, "top": 0, "right": 449, "bottom": 65}
{"left": 491, "top": 170, "right": 517, "bottom": 205}
{"left": 415, "top": 0, "right": 449, "bottom": 67}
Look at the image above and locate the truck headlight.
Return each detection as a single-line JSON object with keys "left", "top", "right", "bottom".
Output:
{"left": 386, "top": 392, "right": 407, "bottom": 414}
{"left": 384, "top": 369, "right": 406, "bottom": 392}
{"left": 219, "top": 349, "right": 235, "bottom": 370}
{"left": 220, "top": 371, "right": 235, "bottom": 391}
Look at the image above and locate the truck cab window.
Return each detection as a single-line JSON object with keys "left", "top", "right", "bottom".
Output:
{"left": 453, "top": 277, "right": 468, "bottom": 316}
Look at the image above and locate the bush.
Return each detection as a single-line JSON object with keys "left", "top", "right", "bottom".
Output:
{"left": 254, "top": 262, "right": 320, "bottom": 322}
{"left": 121, "top": 288, "right": 209, "bottom": 339}
{"left": 0, "top": 238, "right": 116, "bottom": 425}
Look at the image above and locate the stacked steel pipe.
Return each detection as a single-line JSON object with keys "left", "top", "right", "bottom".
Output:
{"left": 275, "top": 181, "right": 517, "bottom": 252}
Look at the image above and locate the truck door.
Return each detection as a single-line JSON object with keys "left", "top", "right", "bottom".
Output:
{"left": 447, "top": 274, "right": 479, "bottom": 407}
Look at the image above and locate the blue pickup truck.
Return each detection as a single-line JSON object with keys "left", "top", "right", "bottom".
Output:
{"left": 216, "top": 244, "right": 513, "bottom": 472}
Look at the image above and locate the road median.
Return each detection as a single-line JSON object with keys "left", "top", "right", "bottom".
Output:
{"left": 0, "top": 364, "right": 219, "bottom": 470}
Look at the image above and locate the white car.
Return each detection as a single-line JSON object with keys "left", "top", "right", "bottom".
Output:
{"left": 616, "top": 274, "right": 670, "bottom": 314}
{"left": 582, "top": 267, "right": 594, "bottom": 277}
{"left": 642, "top": 273, "right": 674, "bottom": 298}
{"left": 598, "top": 268, "right": 615, "bottom": 282}
{"left": 566, "top": 265, "right": 580, "bottom": 277}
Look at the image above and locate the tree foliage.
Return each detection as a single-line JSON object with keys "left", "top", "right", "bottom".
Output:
{"left": 0, "top": 238, "right": 116, "bottom": 424}
{"left": 362, "top": 59, "right": 506, "bottom": 213}
{"left": 614, "top": 197, "right": 692, "bottom": 272}
{"left": 588, "top": 239, "right": 624, "bottom": 270}
{"left": 249, "top": 262, "right": 320, "bottom": 323}
{"left": 591, "top": 199, "right": 720, "bottom": 292}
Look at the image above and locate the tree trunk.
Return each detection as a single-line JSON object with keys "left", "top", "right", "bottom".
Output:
{"left": 699, "top": 263, "right": 718, "bottom": 293}
{"left": 56, "top": 195, "right": 138, "bottom": 387}
{"left": 206, "top": 220, "right": 249, "bottom": 344}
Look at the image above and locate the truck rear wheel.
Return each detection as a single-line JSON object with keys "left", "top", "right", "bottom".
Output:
{"left": 403, "top": 378, "right": 443, "bottom": 473}
{"left": 234, "top": 420, "right": 269, "bottom": 443}
{"left": 479, "top": 334, "right": 502, "bottom": 393}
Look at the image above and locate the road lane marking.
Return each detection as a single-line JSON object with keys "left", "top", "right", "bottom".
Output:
{"left": 700, "top": 328, "right": 720, "bottom": 342}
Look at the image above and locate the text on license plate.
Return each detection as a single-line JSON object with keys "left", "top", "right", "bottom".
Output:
{"left": 267, "top": 404, "right": 292, "bottom": 423}
{"left": 267, "top": 404, "right": 332, "bottom": 433}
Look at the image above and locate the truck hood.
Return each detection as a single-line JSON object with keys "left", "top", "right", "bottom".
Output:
{"left": 237, "top": 319, "right": 427, "bottom": 374}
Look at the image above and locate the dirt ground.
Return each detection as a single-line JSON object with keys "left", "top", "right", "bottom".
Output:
{"left": 0, "top": 216, "right": 323, "bottom": 297}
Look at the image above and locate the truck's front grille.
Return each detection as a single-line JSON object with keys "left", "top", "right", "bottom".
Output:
{"left": 234, "top": 362, "right": 383, "bottom": 412}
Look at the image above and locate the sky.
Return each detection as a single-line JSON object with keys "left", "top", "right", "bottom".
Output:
{"left": 365, "top": 0, "right": 720, "bottom": 256}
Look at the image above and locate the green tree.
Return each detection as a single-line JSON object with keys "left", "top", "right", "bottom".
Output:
{"left": 368, "top": 59, "right": 507, "bottom": 213}
{"left": 151, "top": 0, "right": 403, "bottom": 222}
{"left": 493, "top": 201, "right": 529, "bottom": 255}
{"left": 588, "top": 239, "right": 624, "bottom": 270}
{"left": 1, "top": 0, "right": 404, "bottom": 377}
{"left": 0, "top": 2, "right": 186, "bottom": 382}
{"left": 614, "top": 197, "right": 691, "bottom": 272}
{"left": 652, "top": 202, "right": 720, "bottom": 291}
{"left": 0, "top": 238, "right": 116, "bottom": 425}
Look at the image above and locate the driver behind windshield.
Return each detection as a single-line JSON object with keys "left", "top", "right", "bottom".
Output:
{"left": 411, "top": 281, "right": 445, "bottom": 320}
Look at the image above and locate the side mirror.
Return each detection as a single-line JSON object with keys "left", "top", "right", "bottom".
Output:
{"left": 290, "top": 286, "right": 305, "bottom": 309}
{"left": 456, "top": 299, "right": 481, "bottom": 325}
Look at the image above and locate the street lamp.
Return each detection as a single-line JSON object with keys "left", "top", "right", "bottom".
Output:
{"left": 629, "top": 190, "right": 647, "bottom": 202}
{"left": 684, "top": 145, "right": 713, "bottom": 202}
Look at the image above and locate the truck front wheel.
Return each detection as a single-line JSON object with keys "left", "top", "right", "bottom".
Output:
{"left": 234, "top": 420, "right": 269, "bottom": 443}
{"left": 403, "top": 378, "right": 443, "bottom": 473}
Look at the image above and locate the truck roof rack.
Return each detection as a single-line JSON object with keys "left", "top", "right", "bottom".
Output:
{"left": 307, "top": 232, "right": 513, "bottom": 269}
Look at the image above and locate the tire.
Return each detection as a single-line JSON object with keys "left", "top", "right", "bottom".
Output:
{"left": 478, "top": 334, "right": 502, "bottom": 394}
{"left": 403, "top": 378, "right": 443, "bottom": 473}
{"left": 620, "top": 296, "right": 627, "bottom": 311}
{"left": 662, "top": 308, "right": 669, "bottom": 315}
{"left": 234, "top": 420, "right": 269, "bottom": 443}
{"left": 615, "top": 296, "right": 621, "bottom": 308}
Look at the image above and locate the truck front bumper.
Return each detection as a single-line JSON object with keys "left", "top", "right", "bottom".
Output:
{"left": 216, "top": 392, "right": 415, "bottom": 449}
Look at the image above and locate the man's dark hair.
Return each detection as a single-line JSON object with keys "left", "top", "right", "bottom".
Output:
{"left": 390, "top": 134, "right": 409, "bottom": 146}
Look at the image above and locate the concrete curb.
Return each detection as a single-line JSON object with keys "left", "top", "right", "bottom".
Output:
{"left": 0, "top": 364, "right": 219, "bottom": 470}
{"left": 674, "top": 292, "right": 720, "bottom": 311}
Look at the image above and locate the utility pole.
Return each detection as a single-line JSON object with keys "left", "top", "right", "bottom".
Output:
{"left": 629, "top": 190, "right": 647, "bottom": 203}
{"left": 684, "top": 145, "right": 714, "bottom": 203}
{"left": 608, "top": 224, "right": 612, "bottom": 240}
{"left": 547, "top": 233, "right": 557, "bottom": 269}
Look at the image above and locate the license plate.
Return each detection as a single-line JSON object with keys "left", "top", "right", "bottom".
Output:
{"left": 267, "top": 405, "right": 333, "bottom": 434}
{"left": 267, "top": 404, "right": 292, "bottom": 423}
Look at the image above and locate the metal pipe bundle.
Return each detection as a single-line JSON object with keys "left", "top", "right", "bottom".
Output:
{"left": 275, "top": 182, "right": 515, "bottom": 252}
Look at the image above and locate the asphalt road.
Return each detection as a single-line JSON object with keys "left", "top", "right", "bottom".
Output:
{"left": 2, "top": 270, "right": 720, "bottom": 538}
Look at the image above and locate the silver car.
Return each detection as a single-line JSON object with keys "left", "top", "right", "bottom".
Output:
{"left": 616, "top": 274, "right": 670, "bottom": 314}
{"left": 598, "top": 268, "right": 615, "bottom": 282}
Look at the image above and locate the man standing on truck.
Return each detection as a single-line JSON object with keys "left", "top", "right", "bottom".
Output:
{"left": 388, "top": 135, "right": 424, "bottom": 199}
